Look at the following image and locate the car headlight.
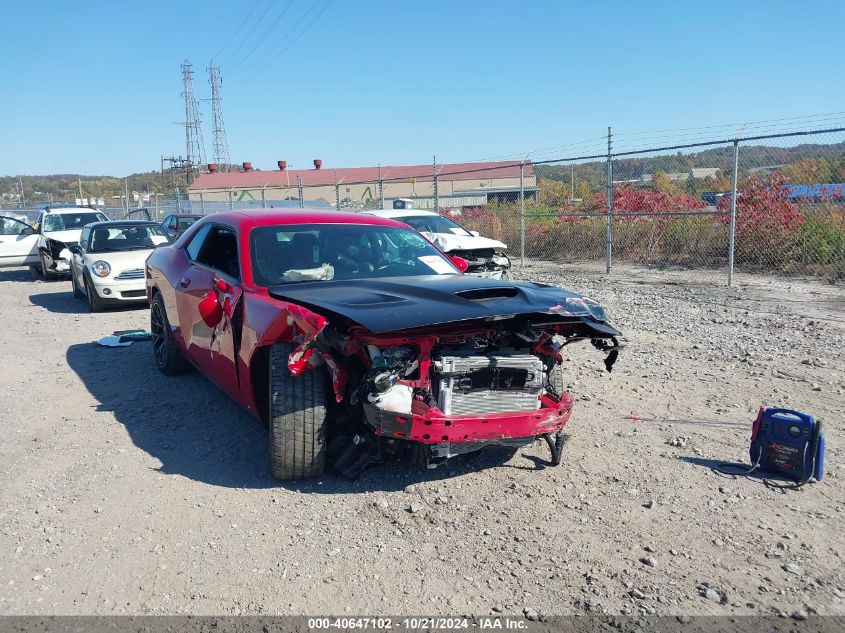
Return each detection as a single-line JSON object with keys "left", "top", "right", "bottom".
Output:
{"left": 91, "top": 260, "right": 111, "bottom": 278}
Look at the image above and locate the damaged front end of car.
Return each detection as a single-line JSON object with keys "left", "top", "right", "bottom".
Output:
{"left": 42, "top": 237, "right": 73, "bottom": 274}
{"left": 266, "top": 277, "right": 620, "bottom": 477}
{"left": 447, "top": 248, "right": 511, "bottom": 279}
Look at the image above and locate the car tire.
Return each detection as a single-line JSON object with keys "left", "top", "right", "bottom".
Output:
{"left": 268, "top": 343, "right": 329, "bottom": 481}
{"left": 150, "top": 292, "right": 191, "bottom": 375}
{"left": 500, "top": 271, "right": 511, "bottom": 281}
{"left": 71, "top": 271, "right": 83, "bottom": 299}
{"left": 40, "top": 252, "right": 56, "bottom": 281}
{"left": 84, "top": 277, "right": 104, "bottom": 313}
{"left": 29, "top": 264, "right": 43, "bottom": 280}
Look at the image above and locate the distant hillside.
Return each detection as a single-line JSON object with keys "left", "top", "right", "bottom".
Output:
{"left": 0, "top": 172, "right": 167, "bottom": 207}
{"left": 535, "top": 141, "right": 845, "bottom": 185}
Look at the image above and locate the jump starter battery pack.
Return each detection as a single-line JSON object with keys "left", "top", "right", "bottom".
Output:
{"left": 751, "top": 407, "right": 825, "bottom": 483}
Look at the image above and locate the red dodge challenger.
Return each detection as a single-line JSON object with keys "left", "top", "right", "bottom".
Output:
{"left": 145, "top": 210, "right": 621, "bottom": 480}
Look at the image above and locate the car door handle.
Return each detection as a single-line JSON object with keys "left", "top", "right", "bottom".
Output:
{"left": 179, "top": 277, "right": 191, "bottom": 288}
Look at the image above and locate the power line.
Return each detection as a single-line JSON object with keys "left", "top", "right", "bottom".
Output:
{"left": 226, "top": 0, "right": 296, "bottom": 74}
{"left": 231, "top": 0, "right": 332, "bottom": 85}
{"left": 212, "top": 0, "right": 262, "bottom": 61}
{"left": 219, "top": 0, "right": 275, "bottom": 66}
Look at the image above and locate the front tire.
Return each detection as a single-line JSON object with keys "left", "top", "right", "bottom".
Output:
{"left": 150, "top": 292, "right": 190, "bottom": 375}
{"left": 269, "top": 343, "right": 329, "bottom": 480}
{"left": 71, "top": 271, "right": 83, "bottom": 299}
{"left": 40, "top": 252, "right": 56, "bottom": 281}
{"left": 84, "top": 277, "right": 104, "bottom": 313}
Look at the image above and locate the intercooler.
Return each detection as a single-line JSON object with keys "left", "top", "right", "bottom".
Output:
{"left": 436, "top": 352, "right": 545, "bottom": 416}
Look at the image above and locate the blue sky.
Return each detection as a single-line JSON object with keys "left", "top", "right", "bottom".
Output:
{"left": 2, "top": 0, "right": 843, "bottom": 176}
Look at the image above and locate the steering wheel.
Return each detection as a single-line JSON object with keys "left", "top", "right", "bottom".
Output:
{"left": 336, "top": 253, "right": 359, "bottom": 274}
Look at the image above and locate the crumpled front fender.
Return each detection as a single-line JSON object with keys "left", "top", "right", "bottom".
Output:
{"left": 279, "top": 304, "right": 347, "bottom": 403}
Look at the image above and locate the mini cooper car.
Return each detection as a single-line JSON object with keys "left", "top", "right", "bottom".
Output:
{"left": 146, "top": 210, "right": 620, "bottom": 480}
{"left": 69, "top": 220, "right": 171, "bottom": 312}
{"left": 365, "top": 209, "right": 511, "bottom": 279}
{"left": 32, "top": 206, "right": 109, "bottom": 279}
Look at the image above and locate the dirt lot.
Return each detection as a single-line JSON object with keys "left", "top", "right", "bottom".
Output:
{"left": 0, "top": 264, "right": 842, "bottom": 618}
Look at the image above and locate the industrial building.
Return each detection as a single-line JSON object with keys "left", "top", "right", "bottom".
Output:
{"left": 187, "top": 160, "right": 538, "bottom": 210}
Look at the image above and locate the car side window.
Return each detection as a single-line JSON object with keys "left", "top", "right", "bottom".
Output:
{"left": 194, "top": 225, "right": 240, "bottom": 280}
{"left": 80, "top": 227, "right": 91, "bottom": 253}
{"left": 163, "top": 215, "right": 173, "bottom": 228}
{"left": 0, "top": 218, "right": 31, "bottom": 235}
{"left": 185, "top": 224, "right": 213, "bottom": 261}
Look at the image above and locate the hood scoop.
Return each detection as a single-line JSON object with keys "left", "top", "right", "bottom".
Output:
{"left": 455, "top": 287, "right": 518, "bottom": 301}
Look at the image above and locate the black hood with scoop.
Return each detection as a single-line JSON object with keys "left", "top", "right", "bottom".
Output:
{"left": 268, "top": 275, "right": 620, "bottom": 337}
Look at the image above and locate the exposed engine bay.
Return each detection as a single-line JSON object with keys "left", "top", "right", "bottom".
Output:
{"left": 312, "top": 319, "right": 616, "bottom": 476}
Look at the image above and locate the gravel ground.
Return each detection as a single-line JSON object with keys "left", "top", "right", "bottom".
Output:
{"left": 0, "top": 263, "right": 842, "bottom": 618}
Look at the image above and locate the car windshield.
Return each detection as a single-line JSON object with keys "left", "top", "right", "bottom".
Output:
{"left": 88, "top": 225, "right": 171, "bottom": 252}
{"left": 43, "top": 212, "right": 108, "bottom": 232}
{"left": 251, "top": 223, "right": 460, "bottom": 286}
{"left": 398, "top": 214, "right": 473, "bottom": 237}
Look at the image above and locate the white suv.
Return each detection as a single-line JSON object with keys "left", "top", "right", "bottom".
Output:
{"left": 32, "top": 206, "right": 108, "bottom": 279}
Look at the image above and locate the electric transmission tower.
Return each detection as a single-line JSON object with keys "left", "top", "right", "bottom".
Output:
{"left": 181, "top": 60, "right": 206, "bottom": 181}
{"left": 208, "top": 62, "right": 231, "bottom": 170}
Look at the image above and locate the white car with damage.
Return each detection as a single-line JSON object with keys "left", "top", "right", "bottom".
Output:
{"left": 0, "top": 215, "right": 40, "bottom": 269}
{"left": 32, "top": 206, "right": 109, "bottom": 279}
{"left": 364, "top": 209, "right": 511, "bottom": 279}
{"left": 69, "top": 220, "right": 171, "bottom": 312}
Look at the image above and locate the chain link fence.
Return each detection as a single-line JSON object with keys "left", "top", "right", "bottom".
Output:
{"left": 6, "top": 126, "right": 843, "bottom": 286}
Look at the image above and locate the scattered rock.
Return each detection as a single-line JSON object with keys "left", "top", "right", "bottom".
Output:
{"left": 523, "top": 608, "right": 540, "bottom": 621}
{"left": 373, "top": 498, "right": 389, "bottom": 511}
{"left": 782, "top": 563, "right": 802, "bottom": 575}
{"left": 640, "top": 556, "right": 656, "bottom": 567}
{"left": 702, "top": 588, "right": 722, "bottom": 603}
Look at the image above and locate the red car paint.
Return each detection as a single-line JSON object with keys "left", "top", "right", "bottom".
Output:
{"left": 146, "top": 209, "right": 616, "bottom": 452}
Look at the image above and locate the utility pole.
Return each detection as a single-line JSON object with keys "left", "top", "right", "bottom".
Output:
{"left": 208, "top": 62, "right": 231, "bottom": 170}
{"left": 181, "top": 60, "right": 206, "bottom": 183}
{"left": 432, "top": 156, "right": 439, "bottom": 213}
{"left": 605, "top": 126, "right": 613, "bottom": 274}
{"left": 378, "top": 164, "right": 384, "bottom": 209}
{"left": 728, "top": 140, "right": 739, "bottom": 286}
{"left": 570, "top": 164, "right": 575, "bottom": 202}
{"left": 519, "top": 161, "right": 525, "bottom": 266}
{"left": 78, "top": 177, "right": 83, "bottom": 203}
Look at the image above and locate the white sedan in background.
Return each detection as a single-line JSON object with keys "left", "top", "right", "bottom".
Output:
{"left": 69, "top": 221, "right": 171, "bottom": 312}
{"left": 364, "top": 209, "right": 511, "bottom": 279}
{"left": 0, "top": 215, "right": 40, "bottom": 269}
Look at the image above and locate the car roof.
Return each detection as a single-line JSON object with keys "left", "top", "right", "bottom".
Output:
{"left": 171, "top": 214, "right": 204, "bottom": 218}
{"left": 85, "top": 220, "right": 160, "bottom": 229}
{"left": 364, "top": 209, "right": 438, "bottom": 218}
{"left": 199, "top": 209, "right": 411, "bottom": 230}
{"left": 44, "top": 206, "right": 105, "bottom": 214}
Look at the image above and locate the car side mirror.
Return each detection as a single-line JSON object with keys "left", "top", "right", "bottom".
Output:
{"left": 450, "top": 256, "right": 469, "bottom": 272}
{"left": 198, "top": 290, "right": 223, "bottom": 327}
{"left": 469, "top": 230, "right": 480, "bottom": 237}
{"left": 21, "top": 227, "right": 35, "bottom": 235}
{"left": 67, "top": 243, "right": 80, "bottom": 254}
